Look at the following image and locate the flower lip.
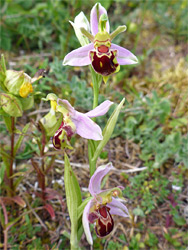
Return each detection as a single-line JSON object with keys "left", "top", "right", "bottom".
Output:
{"left": 52, "top": 122, "right": 75, "bottom": 150}
{"left": 90, "top": 49, "right": 120, "bottom": 76}
{"left": 95, "top": 205, "right": 114, "bottom": 238}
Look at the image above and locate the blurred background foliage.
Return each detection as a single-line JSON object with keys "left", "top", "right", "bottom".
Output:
{"left": 0, "top": 0, "right": 188, "bottom": 249}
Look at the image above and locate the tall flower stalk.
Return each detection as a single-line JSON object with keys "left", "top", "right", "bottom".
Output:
{"left": 61, "top": 2, "right": 138, "bottom": 248}
{"left": 63, "top": 3, "right": 138, "bottom": 177}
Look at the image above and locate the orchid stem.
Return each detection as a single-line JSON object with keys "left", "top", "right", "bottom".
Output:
{"left": 89, "top": 67, "right": 102, "bottom": 176}
{"left": 90, "top": 66, "right": 102, "bottom": 109}
{"left": 88, "top": 140, "right": 97, "bottom": 176}
{"left": 70, "top": 227, "right": 78, "bottom": 250}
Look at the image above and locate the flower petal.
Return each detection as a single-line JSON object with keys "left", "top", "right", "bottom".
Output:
{"left": 108, "top": 197, "right": 130, "bottom": 217}
{"left": 72, "top": 112, "right": 103, "bottom": 140}
{"left": 90, "top": 3, "right": 110, "bottom": 35}
{"left": 85, "top": 100, "right": 113, "bottom": 118}
{"left": 62, "top": 43, "right": 94, "bottom": 66}
{"left": 69, "top": 11, "right": 90, "bottom": 46}
{"left": 111, "top": 43, "right": 138, "bottom": 65}
{"left": 89, "top": 163, "right": 113, "bottom": 196}
{"left": 82, "top": 200, "right": 94, "bottom": 245}
{"left": 57, "top": 99, "right": 75, "bottom": 116}
{"left": 74, "top": 11, "right": 90, "bottom": 32}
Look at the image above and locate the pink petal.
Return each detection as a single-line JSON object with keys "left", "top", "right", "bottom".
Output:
{"left": 63, "top": 43, "right": 94, "bottom": 66}
{"left": 85, "top": 100, "right": 113, "bottom": 118}
{"left": 108, "top": 197, "right": 130, "bottom": 217}
{"left": 57, "top": 98, "right": 75, "bottom": 115}
{"left": 90, "top": 3, "right": 110, "bottom": 35}
{"left": 82, "top": 200, "right": 94, "bottom": 245}
{"left": 72, "top": 112, "right": 103, "bottom": 140}
{"left": 89, "top": 163, "right": 113, "bottom": 196}
{"left": 111, "top": 43, "right": 138, "bottom": 65}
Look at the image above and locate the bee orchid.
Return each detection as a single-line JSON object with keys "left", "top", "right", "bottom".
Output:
{"left": 82, "top": 163, "right": 129, "bottom": 245}
{"left": 52, "top": 98, "right": 113, "bottom": 149}
{"left": 63, "top": 3, "right": 138, "bottom": 79}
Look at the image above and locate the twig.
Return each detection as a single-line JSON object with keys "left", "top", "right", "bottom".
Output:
{"left": 27, "top": 108, "right": 49, "bottom": 116}
{"left": 55, "top": 160, "right": 147, "bottom": 173}
{"left": 24, "top": 197, "right": 48, "bottom": 231}
{"left": 55, "top": 159, "right": 89, "bottom": 169}
{"left": 112, "top": 166, "right": 147, "bottom": 173}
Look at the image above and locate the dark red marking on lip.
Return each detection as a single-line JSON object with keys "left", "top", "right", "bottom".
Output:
{"left": 52, "top": 121, "right": 74, "bottom": 150}
{"left": 95, "top": 205, "right": 114, "bottom": 237}
{"left": 90, "top": 50, "right": 119, "bottom": 76}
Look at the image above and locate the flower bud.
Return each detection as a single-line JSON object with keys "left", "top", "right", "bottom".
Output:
{"left": 40, "top": 93, "right": 62, "bottom": 137}
{"left": 4, "top": 70, "right": 30, "bottom": 97}
{"left": 4, "top": 69, "right": 45, "bottom": 98}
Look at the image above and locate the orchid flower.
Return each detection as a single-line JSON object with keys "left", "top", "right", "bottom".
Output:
{"left": 63, "top": 3, "right": 138, "bottom": 79}
{"left": 52, "top": 98, "right": 113, "bottom": 149}
{"left": 82, "top": 163, "right": 129, "bottom": 245}
{"left": 5, "top": 69, "right": 45, "bottom": 98}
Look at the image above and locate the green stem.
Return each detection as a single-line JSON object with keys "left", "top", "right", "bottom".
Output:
{"left": 70, "top": 226, "right": 78, "bottom": 250}
{"left": 40, "top": 131, "right": 46, "bottom": 201}
{"left": 90, "top": 66, "right": 102, "bottom": 109}
{"left": 9, "top": 116, "right": 15, "bottom": 196}
{"left": 88, "top": 67, "right": 102, "bottom": 176}
{"left": 88, "top": 140, "right": 97, "bottom": 176}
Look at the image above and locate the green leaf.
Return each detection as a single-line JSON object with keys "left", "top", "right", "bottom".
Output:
{"left": 77, "top": 197, "right": 92, "bottom": 221}
{"left": 173, "top": 214, "right": 186, "bottom": 226}
{"left": 64, "top": 153, "right": 82, "bottom": 249}
{"left": 0, "top": 163, "right": 6, "bottom": 185}
{"left": 133, "top": 207, "right": 145, "bottom": 217}
{"left": 13, "top": 175, "right": 25, "bottom": 190}
{"left": 14, "top": 123, "right": 30, "bottom": 155}
{"left": 0, "top": 148, "right": 11, "bottom": 168}
{"left": 3, "top": 114, "right": 12, "bottom": 133}
{"left": 19, "top": 95, "right": 34, "bottom": 110}
{"left": 1, "top": 54, "right": 7, "bottom": 72}
{"left": 0, "top": 28, "right": 11, "bottom": 51}
{"left": 92, "top": 98, "right": 125, "bottom": 163}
